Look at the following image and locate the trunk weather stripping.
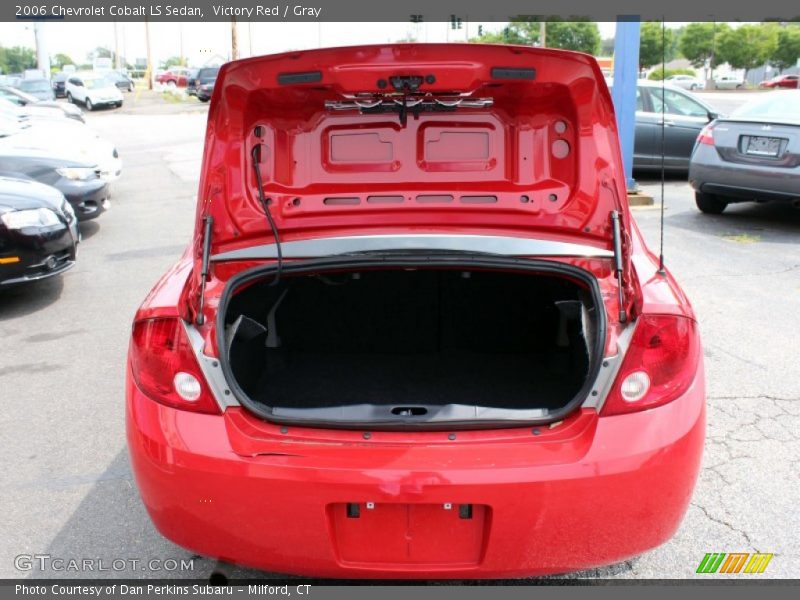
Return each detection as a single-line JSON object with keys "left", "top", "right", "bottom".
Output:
{"left": 214, "top": 254, "right": 609, "bottom": 431}
{"left": 210, "top": 234, "right": 614, "bottom": 262}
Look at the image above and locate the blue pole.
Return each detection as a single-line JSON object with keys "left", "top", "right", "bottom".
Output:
{"left": 611, "top": 17, "right": 641, "bottom": 192}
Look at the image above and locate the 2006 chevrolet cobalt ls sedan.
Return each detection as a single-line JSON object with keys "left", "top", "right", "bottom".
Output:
{"left": 127, "top": 44, "right": 705, "bottom": 578}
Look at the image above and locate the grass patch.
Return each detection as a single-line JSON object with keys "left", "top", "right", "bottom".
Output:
{"left": 721, "top": 233, "right": 761, "bottom": 244}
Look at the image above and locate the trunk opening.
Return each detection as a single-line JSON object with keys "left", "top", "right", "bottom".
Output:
{"left": 218, "top": 256, "right": 605, "bottom": 429}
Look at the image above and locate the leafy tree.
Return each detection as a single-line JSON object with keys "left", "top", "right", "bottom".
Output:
{"left": 470, "top": 18, "right": 601, "bottom": 55}
{"left": 679, "top": 22, "right": 729, "bottom": 68}
{"left": 163, "top": 56, "right": 188, "bottom": 68}
{"left": 51, "top": 53, "right": 74, "bottom": 69}
{"left": 771, "top": 26, "right": 800, "bottom": 72}
{"left": 716, "top": 24, "right": 779, "bottom": 75}
{"left": 0, "top": 45, "right": 36, "bottom": 74}
{"left": 639, "top": 22, "right": 675, "bottom": 69}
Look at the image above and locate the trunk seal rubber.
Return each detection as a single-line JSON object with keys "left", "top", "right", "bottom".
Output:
{"left": 215, "top": 253, "right": 607, "bottom": 431}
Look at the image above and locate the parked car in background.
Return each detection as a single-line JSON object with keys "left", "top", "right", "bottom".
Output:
{"left": 689, "top": 90, "right": 800, "bottom": 214}
{"left": 16, "top": 78, "right": 55, "bottom": 101}
{"left": 0, "top": 85, "right": 85, "bottom": 122}
{"left": 666, "top": 74, "right": 705, "bottom": 91}
{"left": 127, "top": 44, "right": 705, "bottom": 579}
{"left": 713, "top": 74, "right": 744, "bottom": 90}
{"left": 193, "top": 67, "right": 219, "bottom": 102}
{"left": 65, "top": 74, "right": 124, "bottom": 110}
{"left": 51, "top": 72, "right": 69, "bottom": 97}
{"left": 609, "top": 80, "right": 719, "bottom": 171}
{"left": 0, "top": 174, "right": 78, "bottom": 286}
{"left": 106, "top": 71, "right": 135, "bottom": 93}
{"left": 185, "top": 69, "right": 201, "bottom": 95}
{"left": 0, "top": 97, "right": 70, "bottom": 123}
{"left": 759, "top": 74, "right": 799, "bottom": 89}
{"left": 156, "top": 67, "right": 191, "bottom": 88}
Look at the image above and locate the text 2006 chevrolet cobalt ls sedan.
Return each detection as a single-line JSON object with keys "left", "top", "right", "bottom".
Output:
{"left": 127, "top": 44, "right": 705, "bottom": 578}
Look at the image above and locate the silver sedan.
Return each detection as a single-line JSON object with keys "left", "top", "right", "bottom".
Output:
{"left": 689, "top": 90, "right": 800, "bottom": 214}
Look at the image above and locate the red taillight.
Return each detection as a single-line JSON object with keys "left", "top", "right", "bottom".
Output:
{"left": 697, "top": 124, "right": 715, "bottom": 146}
{"left": 130, "top": 317, "right": 220, "bottom": 414}
{"left": 601, "top": 315, "right": 700, "bottom": 417}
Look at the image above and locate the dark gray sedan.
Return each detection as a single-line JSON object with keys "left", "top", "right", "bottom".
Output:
{"left": 689, "top": 91, "right": 800, "bottom": 214}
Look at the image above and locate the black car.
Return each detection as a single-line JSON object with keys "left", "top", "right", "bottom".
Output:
{"left": 0, "top": 146, "right": 110, "bottom": 222}
{"left": 0, "top": 85, "right": 85, "bottom": 122}
{"left": 0, "top": 175, "right": 78, "bottom": 286}
{"left": 185, "top": 69, "right": 201, "bottom": 95}
{"left": 51, "top": 72, "right": 68, "bottom": 98}
{"left": 106, "top": 71, "right": 135, "bottom": 93}
{"left": 193, "top": 67, "right": 219, "bottom": 102}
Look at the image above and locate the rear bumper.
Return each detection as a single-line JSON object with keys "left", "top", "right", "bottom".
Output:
{"left": 690, "top": 146, "right": 800, "bottom": 201}
{"left": 126, "top": 366, "right": 705, "bottom": 579}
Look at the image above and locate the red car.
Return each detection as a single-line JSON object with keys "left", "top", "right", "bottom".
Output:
{"left": 759, "top": 74, "right": 799, "bottom": 89}
{"left": 155, "top": 67, "right": 192, "bottom": 87}
{"left": 127, "top": 44, "right": 705, "bottom": 579}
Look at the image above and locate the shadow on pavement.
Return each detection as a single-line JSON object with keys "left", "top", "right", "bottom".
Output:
{"left": 0, "top": 276, "right": 65, "bottom": 320}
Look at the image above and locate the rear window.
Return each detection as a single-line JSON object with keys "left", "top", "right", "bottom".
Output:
{"left": 733, "top": 92, "right": 800, "bottom": 122}
{"left": 198, "top": 68, "right": 219, "bottom": 82}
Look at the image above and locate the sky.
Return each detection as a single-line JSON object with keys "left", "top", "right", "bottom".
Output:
{"left": 0, "top": 21, "right": 622, "bottom": 68}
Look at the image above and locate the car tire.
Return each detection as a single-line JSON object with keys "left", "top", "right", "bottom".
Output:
{"left": 690, "top": 84, "right": 697, "bottom": 90}
{"left": 736, "top": 84, "right": 743, "bottom": 89}
{"left": 128, "top": 84, "right": 134, "bottom": 92}
{"left": 85, "top": 98, "right": 93, "bottom": 111}
{"left": 695, "top": 192, "right": 728, "bottom": 214}
{"left": 167, "top": 80, "right": 177, "bottom": 89}
{"left": 116, "top": 102, "right": 123, "bottom": 108}
{"left": 66, "top": 92, "right": 73, "bottom": 104}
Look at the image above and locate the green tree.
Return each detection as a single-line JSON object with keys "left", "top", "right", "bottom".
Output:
{"left": 471, "top": 18, "right": 600, "bottom": 55}
{"left": 717, "top": 24, "right": 779, "bottom": 75}
{"left": 162, "top": 56, "right": 188, "bottom": 69}
{"left": 679, "top": 22, "right": 729, "bottom": 68}
{"left": 771, "top": 26, "right": 800, "bottom": 72}
{"left": 639, "top": 22, "right": 675, "bottom": 69}
{"left": 0, "top": 45, "right": 37, "bottom": 74}
{"left": 51, "top": 53, "right": 75, "bottom": 69}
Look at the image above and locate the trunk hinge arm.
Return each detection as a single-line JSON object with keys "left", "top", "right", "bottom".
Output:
{"left": 196, "top": 215, "right": 213, "bottom": 326}
{"left": 610, "top": 210, "right": 627, "bottom": 324}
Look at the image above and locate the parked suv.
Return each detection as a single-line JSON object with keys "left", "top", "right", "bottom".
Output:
{"left": 66, "top": 73, "right": 123, "bottom": 110}
{"left": 127, "top": 45, "right": 705, "bottom": 579}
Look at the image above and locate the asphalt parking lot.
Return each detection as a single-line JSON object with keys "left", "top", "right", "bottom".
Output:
{"left": 1, "top": 91, "right": 798, "bottom": 580}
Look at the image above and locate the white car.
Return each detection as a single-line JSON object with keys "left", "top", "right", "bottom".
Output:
{"left": 0, "top": 116, "right": 122, "bottom": 181}
{"left": 665, "top": 74, "right": 706, "bottom": 91}
{"left": 713, "top": 74, "right": 745, "bottom": 90}
{"left": 65, "top": 73, "right": 123, "bottom": 111}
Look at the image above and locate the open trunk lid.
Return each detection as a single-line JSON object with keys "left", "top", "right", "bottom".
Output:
{"left": 188, "top": 44, "right": 633, "bottom": 321}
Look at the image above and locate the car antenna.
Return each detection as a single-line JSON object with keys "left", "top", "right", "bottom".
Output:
{"left": 658, "top": 18, "right": 667, "bottom": 276}
{"left": 250, "top": 144, "right": 283, "bottom": 286}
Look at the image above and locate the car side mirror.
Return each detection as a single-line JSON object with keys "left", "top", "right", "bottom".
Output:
{"left": 707, "top": 111, "right": 719, "bottom": 121}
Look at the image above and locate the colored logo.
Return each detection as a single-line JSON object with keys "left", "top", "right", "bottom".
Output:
{"left": 696, "top": 553, "right": 773, "bottom": 574}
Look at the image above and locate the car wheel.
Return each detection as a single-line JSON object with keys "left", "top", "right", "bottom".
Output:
{"left": 690, "top": 84, "right": 697, "bottom": 90}
{"left": 736, "top": 84, "right": 743, "bottom": 89}
{"left": 85, "top": 98, "right": 93, "bottom": 111}
{"left": 128, "top": 84, "right": 134, "bottom": 92}
{"left": 167, "top": 80, "right": 177, "bottom": 89}
{"left": 66, "top": 92, "right": 73, "bottom": 104}
{"left": 695, "top": 192, "right": 728, "bottom": 214}
{"left": 116, "top": 102, "right": 123, "bottom": 108}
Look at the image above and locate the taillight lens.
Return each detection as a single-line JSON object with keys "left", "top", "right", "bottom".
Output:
{"left": 130, "top": 317, "right": 220, "bottom": 414}
{"left": 697, "top": 124, "right": 715, "bottom": 146}
{"left": 601, "top": 315, "right": 700, "bottom": 416}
